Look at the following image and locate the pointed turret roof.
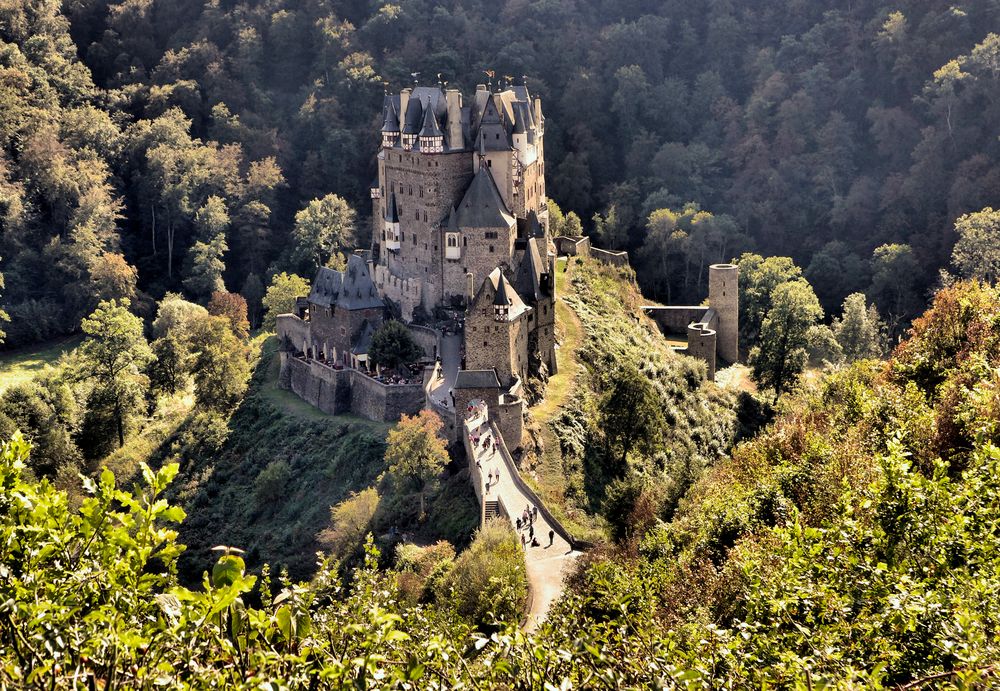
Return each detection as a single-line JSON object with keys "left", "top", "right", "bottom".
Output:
{"left": 447, "top": 205, "right": 459, "bottom": 231}
{"left": 455, "top": 165, "right": 514, "bottom": 229}
{"left": 384, "top": 191, "right": 399, "bottom": 223}
{"left": 493, "top": 272, "right": 511, "bottom": 306}
{"left": 381, "top": 101, "right": 400, "bottom": 133}
{"left": 419, "top": 98, "right": 443, "bottom": 138}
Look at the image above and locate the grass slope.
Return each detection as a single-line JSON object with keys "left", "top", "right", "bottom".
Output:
{"left": 167, "top": 339, "right": 478, "bottom": 583}
{"left": 0, "top": 335, "right": 82, "bottom": 394}
{"left": 522, "top": 256, "right": 740, "bottom": 542}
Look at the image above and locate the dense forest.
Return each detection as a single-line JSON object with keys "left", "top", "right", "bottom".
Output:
{"left": 3, "top": 0, "right": 1000, "bottom": 345}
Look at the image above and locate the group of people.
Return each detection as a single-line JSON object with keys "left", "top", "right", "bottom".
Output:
{"left": 517, "top": 504, "right": 555, "bottom": 549}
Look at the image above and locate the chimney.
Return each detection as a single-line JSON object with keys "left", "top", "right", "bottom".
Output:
{"left": 399, "top": 88, "right": 411, "bottom": 125}
{"left": 446, "top": 89, "right": 463, "bottom": 150}
{"left": 533, "top": 97, "right": 543, "bottom": 133}
{"left": 466, "top": 272, "right": 475, "bottom": 304}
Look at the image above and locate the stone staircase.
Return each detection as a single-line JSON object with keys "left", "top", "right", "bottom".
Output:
{"left": 484, "top": 499, "right": 502, "bottom": 520}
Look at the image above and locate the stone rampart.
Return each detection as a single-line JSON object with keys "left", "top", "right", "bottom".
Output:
{"left": 554, "top": 235, "right": 591, "bottom": 257}
{"left": 642, "top": 306, "right": 710, "bottom": 334}
{"left": 276, "top": 313, "right": 312, "bottom": 354}
{"left": 283, "top": 356, "right": 423, "bottom": 422}
{"left": 407, "top": 323, "right": 440, "bottom": 360}
{"left": 496, "top": 395, "right": 525, "bottom": 451}
{"left": 590, "top": 247, "right": 629, "bottom": 267}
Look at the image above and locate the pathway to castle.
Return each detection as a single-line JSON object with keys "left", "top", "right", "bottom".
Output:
{"left": 428, "top": 333, "right": 462, "bottom": 409}
{"left": 464, "top": 408, "right": 582, "bottom": 632}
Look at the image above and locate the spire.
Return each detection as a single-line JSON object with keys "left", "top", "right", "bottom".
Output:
{"left": 381, "top": 101, "right": 399, "bottom": 133}
{"left": 419, "top": 98, "right": 443, "bottom": 138}
{"left": 447, "top": 205, "right": 459, "bottom": 231}
{"left": 493, "top": 273, "right": 511, "bottom": 306}
{"left": 384, "top": 191, "right": 399, "bottom": 223}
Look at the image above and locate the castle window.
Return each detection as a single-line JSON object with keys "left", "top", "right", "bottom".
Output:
{"left": 409, "top": 185, "right": 412, "bottom": 196}
{"left": 423, "top": 211, "right": 427, "bottom": 222}
{"left": 463, "top": 237, "right": 467, "bottom": 247}
{"left": 485, "top": 231, "right": 498, "bottom": 239}
{"left": 419, "top": 187, "right": 423, "bottom": 197}
{"left": 489, "top": 245, "right": 495, "bottom": 253}
{"left": 487, "top": 160, "right": 492, "bottom": 167}
{"left": 484, "top": 341, "right": 488, "bottom": 347}
{"left": 415, "top": 210, "right": 419, "bottom": 220}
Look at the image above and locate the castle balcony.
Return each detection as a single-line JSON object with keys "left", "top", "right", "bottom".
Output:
{"left": 385, "top": 237, "right": 401, "bottom": 251}
{"left": 370, "top": 187, "right": 381, "bottom": 199}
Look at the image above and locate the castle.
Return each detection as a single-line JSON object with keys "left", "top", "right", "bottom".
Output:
{"left": 275, "top": 78, "right": 738, "bottom": 450}
{"left": 277, "top": 79, "right": 556, "bottom": 449}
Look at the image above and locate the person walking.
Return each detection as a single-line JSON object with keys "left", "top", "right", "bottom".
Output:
{"left": 548, "top": 529, "right": 555, "bottom": 547}
{"left": 521, "top": 533, "right": 526, "bottom": 548}
{"left": 528, "top": 525, "right": 534, "bottom": 540}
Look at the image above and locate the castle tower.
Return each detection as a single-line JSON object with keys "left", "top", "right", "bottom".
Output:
{"left": 708, "top": 263, "right": 739, "bottom": 364}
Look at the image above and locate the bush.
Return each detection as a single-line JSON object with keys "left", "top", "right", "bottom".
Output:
{"left": 436, "top": 520, "right": 527, "bottom": 627}
{"left": 254, "top": 460, "right": 291, "bottom": 508}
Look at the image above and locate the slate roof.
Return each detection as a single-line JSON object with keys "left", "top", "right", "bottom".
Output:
{"left": 455, "top": 165, "right": 514, "bottom": 229}
{"left": 455, "top": 369, "right": 501, "bottom": 389}
{"left": 381, "top": 101, "right": 400, "bottom": 133}
{"left": 308, "top": 267, "right": 344, "bottom": 308}
{"left": 338, "top": 254, "right": 384, "bottom": 310}
{"left": 482, "top": 267, "right": 530, "bottom": 320}
{"left": 514, "top": 237, "right": 549, "bottom": 302}
{"left": 419, "top": 98, "right": 443, "bottom": 138}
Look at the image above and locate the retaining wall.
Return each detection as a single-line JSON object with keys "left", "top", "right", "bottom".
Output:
{"left": 590, "top": 247, "right": 630, "bottom": 267}
{"left": 283, "top": 357, "right": 423, "bottom": 422}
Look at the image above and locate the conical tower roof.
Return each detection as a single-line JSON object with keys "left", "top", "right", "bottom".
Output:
{"left": 381, "top": 101, "right": 400, "bottom": 133}
{"left": 419, "top": 98, "right": 443, "bottom": 137}
{"left": 493, "top": 272, "right": 511, "bottom": 306}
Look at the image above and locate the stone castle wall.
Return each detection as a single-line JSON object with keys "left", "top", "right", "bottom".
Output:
{"left": 407, "top": 323, "right": 440, "bottom": 360}
{"left": 642, "top": 306, "right": 710, "bottom": 334}
{"left": 554, "top": 235, "right": 590, "bottom": 257}
{"left": 283, "top": 357, "right": 424, "bottom": 422}
{"left": 590, "top": 247, "right": 630, "bottom": 267}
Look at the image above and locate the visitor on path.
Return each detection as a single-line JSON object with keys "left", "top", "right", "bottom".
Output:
{"left": 549, "top": 529, "right": 555, "bottom": 547}
{"left": 532, "top": 506, "right": 538, "bottom": 521}
{"left": 495, "top": 469, "right": 501, "bottom": 482}
{"left": 488, "top": 471, "right": 493, "bottom": 485}
{"left": 476, "top": 459, "right": 481, "bottom": 470}
{"left": 530, "top": 536, "right": 540, "bottom": 547}
{"left": 529, "top": 525, "right": 534, "bottom": 540}
{"left": 516, "top": 517, "right": 522, "bottom": 530}
{"left": 521, "top": 533, "right": 526, "bottom": 548}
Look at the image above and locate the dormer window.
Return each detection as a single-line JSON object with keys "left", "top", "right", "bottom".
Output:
{"left": 494, "top": 304, "right": 508, "bottom": 321}
{"left": 445, "top": 232, "right": 460, "bottom": 259}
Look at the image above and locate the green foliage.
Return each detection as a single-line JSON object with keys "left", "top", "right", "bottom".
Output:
{"left": 254, "top": 459, "right": 291, "bottom": 508}
{"left": 77, "top": 299, "right": 152, "bottom": 448}
{"left": 290, "top": 194, "right": 356, "bottom": 276}
{"left": 833, "top": 292, "right": 886, "bottom": 362}
{"left": 384, "top": 410, "right": 448, "bottom": 519}
{"left": 261, "top": 272, "right": 308, "bottom": 331}
{"left": 599, "top": 363, "right": 666, "bottom": 473}
{"left": 189, "top": 315, "right": 251, "bottom": 411}
{"left": 318, "top": 486, "right": 380, "bottom": 561}
{"left": 952, "top": 207, "right": 1000, "bottom": 285}
{"left": 368, "top": 319, "right": 422, "bottom": 370}
{"left": 437, "top": 520, "right": 527, "bottom": 628}
{"left": 749, "top": 279, "right": 824, "bottom": 400}
{"left": 736, "top": 252, "right": 804, "bottom": 346}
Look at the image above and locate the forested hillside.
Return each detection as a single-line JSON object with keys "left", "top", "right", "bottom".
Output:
{"left": 3, "top": 0, "right": 1000, "bottom": 345}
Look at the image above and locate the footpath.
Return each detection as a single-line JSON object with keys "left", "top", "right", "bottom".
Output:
{"left": 464, "top": 408, "right": 582, "bottom": 631}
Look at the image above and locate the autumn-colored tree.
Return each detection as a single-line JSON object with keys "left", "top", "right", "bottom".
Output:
{"left": 207, "top": 291, "right": 250, "bottom": 339}
{"left": 384, "top": 410, "right": 449, "bottom": 519}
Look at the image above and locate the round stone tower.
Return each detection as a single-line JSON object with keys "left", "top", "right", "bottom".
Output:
{"left": 709, "top": 263, "right": 739, "bottom": 364}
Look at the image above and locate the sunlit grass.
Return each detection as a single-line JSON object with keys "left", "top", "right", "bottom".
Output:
{"left": 0, "top": 334, "right": 83, "bottom": 393}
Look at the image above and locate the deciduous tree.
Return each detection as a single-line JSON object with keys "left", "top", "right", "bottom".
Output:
{"left": 262, "top": 272, "right": 309, "bottom": 331}
{"left": 78, "top": 299, "right": 153, "bottom": 447}
{"left": 599, "top": 364, "right": 665, "bottom": 473}
{"left": 749, "top": 279, "right": 823, "bottom": 401}
{"left": 952, "top": 207, "right": 1000, "bottom": 285}
{"left": 384, "top": 410, "right": 448, "bottom": 519}
{"left": 369, "top": 320, "right": 422, "bottom": 370}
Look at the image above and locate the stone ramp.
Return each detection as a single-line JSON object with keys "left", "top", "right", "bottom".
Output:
{"left": 464, "top": 412, "right": 582, "bottom": 631}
